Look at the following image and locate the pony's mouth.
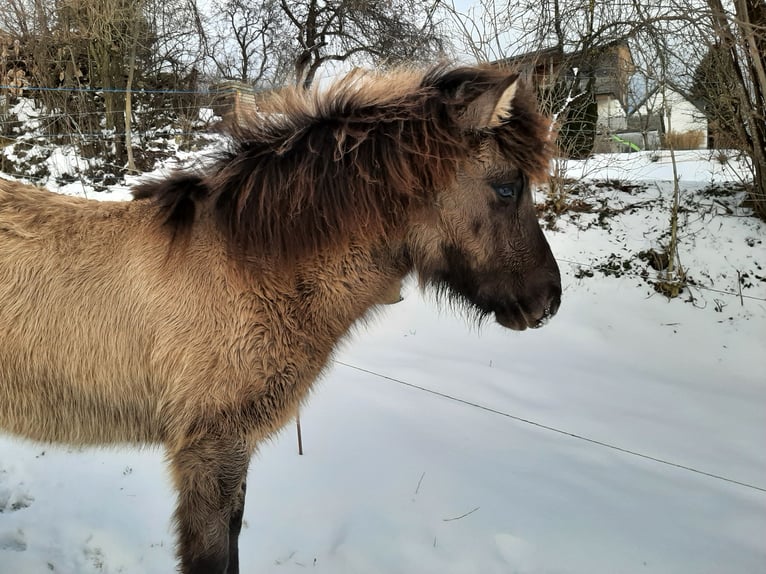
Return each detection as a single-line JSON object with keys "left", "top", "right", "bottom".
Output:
{"left": 494, "top": 308, "right": 531, "bottom": 331}
{"left": 494, "top": 300, "right": 559, "bottom": 331}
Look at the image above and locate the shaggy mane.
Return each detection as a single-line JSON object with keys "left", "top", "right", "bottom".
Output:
{"left": 134, "top": 64, "right": 552, "bottom": 260}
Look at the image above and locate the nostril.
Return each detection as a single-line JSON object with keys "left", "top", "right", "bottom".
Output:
{"left": 546, "top": 282, "right": 562, "bottom": 315}
{"left": 548, "top": 294, "right": 561, "bottom": 317}
{"left": 530, "top": 289, "right": 561, "bottom": 329}
{"left": 531, "top": 312, "right": 551, "bottom": 329}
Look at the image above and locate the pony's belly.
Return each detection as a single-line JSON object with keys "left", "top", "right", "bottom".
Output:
{"left": 0, "top": 373, "right": 164, "bottom": 446}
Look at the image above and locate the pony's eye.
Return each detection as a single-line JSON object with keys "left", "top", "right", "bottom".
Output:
{"left": 492, "top": 176, "right": 525, "bottom": 199}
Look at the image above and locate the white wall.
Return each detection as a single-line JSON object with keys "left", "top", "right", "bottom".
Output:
{"left": 596, "top": 94, "right": 627, "bottom": 131}
{"left": 636, "top": 89, "right": 708, "bottom": 148}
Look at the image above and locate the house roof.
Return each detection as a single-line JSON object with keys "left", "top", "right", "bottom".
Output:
{"left": 493, "top": 40, "right": 634, "bottom": 99}
{"left": 496, "top": 40, "right": 633, "bottom": 72}
{"left": 496, "top": 45, "right": 565, "bottom": 69}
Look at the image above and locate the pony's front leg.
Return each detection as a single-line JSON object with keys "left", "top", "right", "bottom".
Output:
{"left": 168, "top": 430, "right": 251, "bottom": 574}
{"left": 226, "top": 481, "right": 247, "bottom": 574}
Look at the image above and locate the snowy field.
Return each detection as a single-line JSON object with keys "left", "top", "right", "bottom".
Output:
{"left": 1, "top": 150, "right": 765, "bottom": 573}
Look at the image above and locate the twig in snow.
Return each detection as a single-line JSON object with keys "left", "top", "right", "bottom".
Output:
{"left": 737, "top": 270, "right": 744, "bottom": 306}
{"left": 442, "top": 506, "right": 480, "bottom": 522}
{"left": 296, "top": 413, "right": 303, "bottom": 455}
{"left": 414, "top": 472, "right": 425, "bottom": 496}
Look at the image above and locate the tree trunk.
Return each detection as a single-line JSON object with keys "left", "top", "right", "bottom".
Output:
{"left": 708, "top": 0, "right": 766, "bottom": 219}
{"left": 750, "top": 150, "right": 766, "bottom": 220}
{"left": 124, "top": 12, "right": 140, "bottom": 173}
{"left": 735, "top": 0, "right": 766, "bottom": 219}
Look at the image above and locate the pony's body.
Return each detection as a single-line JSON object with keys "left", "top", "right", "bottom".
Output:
{"left": 0, "top": 64, "right": 561, "bottom": 574}
{"left": 0, "top": 184, "right": 397, "bottom": 447}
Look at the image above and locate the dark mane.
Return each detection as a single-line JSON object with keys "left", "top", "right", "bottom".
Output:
{"left": 133, "top": 64, "right": 552, "bottom": 260}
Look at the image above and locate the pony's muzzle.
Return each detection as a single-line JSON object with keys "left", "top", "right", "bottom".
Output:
{"left": 494, "top": 274, "right": 561, "bottom": 331}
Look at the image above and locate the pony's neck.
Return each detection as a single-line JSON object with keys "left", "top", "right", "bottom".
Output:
{"left": 291, "top": 237, "right": 411, "bottom": 336}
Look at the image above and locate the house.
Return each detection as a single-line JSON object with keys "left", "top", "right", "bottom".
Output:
{"left": 496, "top": 41, "right": 635, "bottom": 137}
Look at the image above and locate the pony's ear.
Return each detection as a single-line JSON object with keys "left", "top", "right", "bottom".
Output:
{"left": 458, "top": 73, "right": 520, "bottom": 130}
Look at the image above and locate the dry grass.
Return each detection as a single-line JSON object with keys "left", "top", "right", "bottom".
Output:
{"left": 663, "top": 130, "right": 704, "bottom": 150}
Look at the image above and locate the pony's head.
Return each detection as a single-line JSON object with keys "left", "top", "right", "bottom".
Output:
{"left": 406, "top": 66, "right": 561, "bottom": 330}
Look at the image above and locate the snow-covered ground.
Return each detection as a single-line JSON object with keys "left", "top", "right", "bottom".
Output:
{"left": 1, "top": 150, "right": 764, "bottom": 573}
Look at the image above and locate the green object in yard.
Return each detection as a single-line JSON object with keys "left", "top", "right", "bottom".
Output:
{"left": 612, "top": 134, "right": 642, "bottom": 152}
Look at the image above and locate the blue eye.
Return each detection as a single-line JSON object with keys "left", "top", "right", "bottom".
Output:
{"left": 492, "top": 175, "right": 525, "bottom": 199}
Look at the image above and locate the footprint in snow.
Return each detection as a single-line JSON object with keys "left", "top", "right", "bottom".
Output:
{"left": 0, "top": 468, "right": 35, "bottom": 513}
{"left": 0, "top": 528, "right": 27, "bottom": 551}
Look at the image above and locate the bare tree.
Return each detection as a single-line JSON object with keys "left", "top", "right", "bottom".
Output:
{"left": 703, "top": 0, "right": 766, "bottom": 219}
{"left": 142, "top": 0, "right": 205, "bottom": 84}
{"left": 0, "top": 0, "right": 32, "bottom": 38}
{"left": 631, "top": 0, "right": 766, "bottom": 220}
{"left": 628, "top": 3, "right": 693, "bottom": 297}
{"left": 124, "top": 0, "right": 146, "bottom": 172}
{"left": 204, "top": 0, "right": 284, "bottom": 85}
{"left": 1, "top": 0, "right": 208, "bottom": 170}
{"left": 279, "top": 0, "right": 445, "bottom": 88}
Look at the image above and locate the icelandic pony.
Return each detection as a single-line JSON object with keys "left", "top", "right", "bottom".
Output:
{"left": 0, "top": 64, "right": 561, "bottom": 573}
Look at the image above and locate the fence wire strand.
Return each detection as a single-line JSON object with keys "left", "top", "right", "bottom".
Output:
{"left": 1, "top": 85, "right": 229, "bottom": 95}
{"left": 334, "top": 360, "right": 766, "bottom": 494}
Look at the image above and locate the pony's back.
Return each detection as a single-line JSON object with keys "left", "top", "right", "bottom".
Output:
{"left": 0, "top": 180, "right": 166, "bottom": 444}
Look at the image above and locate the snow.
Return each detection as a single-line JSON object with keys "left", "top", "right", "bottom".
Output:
{"left": 1, "top": 150, "right": 765, "bottom": 574}
{"left": 8, "top": 100, "right": 40, "bottom": 127}
{"left": 562, "top": 149, "right": 752, "bottom": 183}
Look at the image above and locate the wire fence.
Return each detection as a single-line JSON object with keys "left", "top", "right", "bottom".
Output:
{"left": 0, "top": 94, "right": 226, "bottom": 185}
{"left": 0, "top": 85, "right": 232, "bottom": 95}
{"left": 1, "top": 105, "right": 220, "bottom": 122}
{"left": 1, "top": 128, "right": 216, "bottom": 143}
{"left": 0, "top": 86, "right": 228, "bottom": 157}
